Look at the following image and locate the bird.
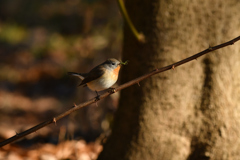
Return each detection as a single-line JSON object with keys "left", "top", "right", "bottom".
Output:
{"left": 68, "top": 58, "right": 122, "bottom": 96}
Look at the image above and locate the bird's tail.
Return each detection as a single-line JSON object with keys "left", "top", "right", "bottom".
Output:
{"left": 68, "top": 72, "right": 86, "bottom": 80}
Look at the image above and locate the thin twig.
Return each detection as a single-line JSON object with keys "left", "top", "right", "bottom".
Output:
{"left": 117, "top": 0, "right": 145, "bottom": 43}
{"left": 0, "top": 36, "right": 239, "bottom": 147}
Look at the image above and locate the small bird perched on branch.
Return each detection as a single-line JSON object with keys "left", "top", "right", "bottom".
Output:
{"left": 68, "top": 58, "right": 127, "bottom": 96}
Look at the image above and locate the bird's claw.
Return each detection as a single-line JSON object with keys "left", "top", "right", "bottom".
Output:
{"left": 108, "top": 87, "right": 116, "bottom": 93}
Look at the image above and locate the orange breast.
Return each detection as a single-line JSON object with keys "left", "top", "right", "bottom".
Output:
{"left": 111, "top": 65, "right": 120, "bottom": 81}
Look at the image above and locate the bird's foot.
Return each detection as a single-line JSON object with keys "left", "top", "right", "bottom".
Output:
{"left": 108, "top": 87, "right": 116, "bottom": 94}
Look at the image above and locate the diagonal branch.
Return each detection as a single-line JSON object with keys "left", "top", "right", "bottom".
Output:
{"left": 0, "top": 35, "right": 240, "bottom": 147}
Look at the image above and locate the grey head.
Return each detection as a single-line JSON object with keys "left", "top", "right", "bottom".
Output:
{"left": 102, "top": 58, "right": 121, "bottom": 70}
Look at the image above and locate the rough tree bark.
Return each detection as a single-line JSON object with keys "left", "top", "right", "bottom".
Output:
{"left": 98, "top": 0, "right": 240, "bottom": 160}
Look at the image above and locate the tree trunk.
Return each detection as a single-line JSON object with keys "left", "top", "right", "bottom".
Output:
{"left": 98, "top": 0, "right": 240, "bottom": 160}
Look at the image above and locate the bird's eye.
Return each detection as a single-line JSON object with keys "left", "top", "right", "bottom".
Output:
{"left": 111, "top": 62, "right": 115, "bottom": 65}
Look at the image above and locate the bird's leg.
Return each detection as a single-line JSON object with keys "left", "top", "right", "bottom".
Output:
{"left": 94, "top": 91, "right": 100, "bottom": 107}
{"left": 95, "top": 91, "right": 100, "bottom": 101}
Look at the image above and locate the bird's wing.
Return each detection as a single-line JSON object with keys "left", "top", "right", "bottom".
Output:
{"left": 79, "top": 65, "right": 105, "bottom": 86}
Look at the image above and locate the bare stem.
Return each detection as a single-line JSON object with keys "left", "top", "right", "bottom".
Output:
{"left": 0, "top": 35, "right": 239, "bottom": 147}
{"left": 117, "top": 0, "right": 145, "bottom": 43}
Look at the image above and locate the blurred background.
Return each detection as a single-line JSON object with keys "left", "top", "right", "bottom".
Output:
{"left": 0, "top": 0, "right": 122, "bottom": 159}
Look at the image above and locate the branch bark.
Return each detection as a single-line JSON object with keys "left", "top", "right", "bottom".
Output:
{"left": 0, "top": 35, "right": 239, "bottom": 147}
